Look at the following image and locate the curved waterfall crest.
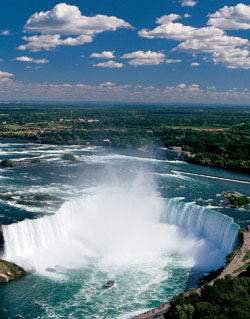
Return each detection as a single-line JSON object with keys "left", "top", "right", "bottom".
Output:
{"left": 2, "top": 194, "right": 240, "bottom": 269}
{"left": 162, "top": 198, "right": 240, "bottom": 254}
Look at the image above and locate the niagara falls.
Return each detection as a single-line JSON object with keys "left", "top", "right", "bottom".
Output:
{"left": 0, "top": 141, "right": 248, "bottom": 319}
{"left": 1, "top": 1, "right": 250, "bottom": 317}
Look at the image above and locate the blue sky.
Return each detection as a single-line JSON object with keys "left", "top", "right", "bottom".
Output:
{"left": 1, "top": 0, "right": 250, "bottom": 104}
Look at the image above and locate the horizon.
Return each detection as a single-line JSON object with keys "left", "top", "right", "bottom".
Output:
{"left": 1, "top": 100, "right": 250, "bottom": 108}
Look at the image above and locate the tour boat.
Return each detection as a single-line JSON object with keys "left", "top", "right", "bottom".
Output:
{"left": 104, "top": 280, "right": 116, "bottom": 289}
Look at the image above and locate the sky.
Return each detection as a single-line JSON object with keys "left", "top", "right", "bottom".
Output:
{"left": 1, "top": 0, "right": 250, "bottom": 104}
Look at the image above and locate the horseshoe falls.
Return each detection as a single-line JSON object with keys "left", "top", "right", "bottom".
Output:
{"left": 2, "top": 191, "right": 239, "bottom": 273}
{"left": 0, "top": 143, "right": 246, "bottom": 319}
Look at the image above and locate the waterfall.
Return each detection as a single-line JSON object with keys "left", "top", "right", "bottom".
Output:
{"left": 2, "top": 193, "right": 240, "bottom": 271}
{"left": 162, "top": 198, "right": 240, "bottom": 254}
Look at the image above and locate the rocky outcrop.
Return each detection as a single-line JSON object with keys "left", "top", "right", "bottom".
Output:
{"left": 0, "top": 259, "right": 26, "bottom": 283}
{"left": 158, "top": 147, "right": 190, "bottom": 161}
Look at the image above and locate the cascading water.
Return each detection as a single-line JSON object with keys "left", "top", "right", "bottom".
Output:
{"left": 162, "top": 198, "right": 240, "bottom": 254}
{"left": 2, "top": 187, "right": 239, "bottom": 273}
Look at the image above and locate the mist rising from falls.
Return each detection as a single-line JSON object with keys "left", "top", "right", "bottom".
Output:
{"left": 2, "top": 181, "right": 239, "bottom": 273}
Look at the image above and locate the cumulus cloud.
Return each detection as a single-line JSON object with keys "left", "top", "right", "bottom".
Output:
{"left": 18, "top": 3, "right": 132, "bottom": 51}
{"left": 138, "top": 12, "right": 250, "bottom": 69}
{"left": 93, "top": 60, "right": 124, "bottom": 68}
{"left": 18, "top": 34, "right": 93, "bottom": 52}
{"left": 181, "top": 0, "right": 197, "bottom": 7}
{"left": 139, "top": 21, "right": 222, "bottom": 41}
{"left": 121, "top": 50, "right": 165, "bottom": 66}
{"left": 16, "top": 56, "right": 48, "bottom": 64}
{"left": 208, "top": 4, "right": 250, "bottom": 30}
{"left": 90, "top": 51, "right": 115, "bottom": 59}
{"left": 0, "top": 71, "right": 13, "bottom": 78}
{"left": 156, "top": 14, "right": 181, "bottom": 24}
{"left": 191, "top": 62, "right": 200, "bottom": 66}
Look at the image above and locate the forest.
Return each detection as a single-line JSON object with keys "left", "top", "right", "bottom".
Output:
{"left": 165, "top": 272, "right": 250, "bottom": 319}
{"left": 0, "top": 103, "right": 249, "bottom": 174}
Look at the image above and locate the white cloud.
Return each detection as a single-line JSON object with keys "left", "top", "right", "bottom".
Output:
{"left": 184, "top": 14, "right": 191, "bottom": 18}
{"left": 139, "top": 13, "right": 250, "bottom": 69}
{"left": 0, "top": 71, "right": 13, "bottom": 78}
{"left": 90, "top": 51, "right": 115, "bottom": 59}
{"left": 76, "top": 84, "right": 90, "bottom": 89}
{"left": 191, "top": 62, "right": 199, "bottom": 66}
{"left": 178, "top": 83, "right": 186, "bottom": 89}
{"left": 186, "top": 83, "right": 201, "bottom": 92}
{"left": 26, "top": 65, "right": 43, "bottom": 70}
{"left": 156, "top": 14, "right": 181, "bottom": 24}
{"left": 19, "top": 3, "right": 132, "bottom": 51}
{"left": 1, "top": 30, "right": 10, "bottom": 36}
{"left": 207, "top": 86, "right": 216, "bottom": 90}
{"left": 93, "top": 60, "right": 124, "bottom": 68}
{"left": 144, "top": 85, "right": 159, "bottom": 91}
{"left": 1, "top": 79, "right": 250, "bottom": 104}
{"left": 208, "top": 4, "right": 250, "bottom": 30}
{"left": 166, "top": 59, "right": 182, "bottom": 63}
{"left": 181, "top": 0, "right": 197, "bottom": 7}
{"left": 139, "top": 22, "right": 223, "bottom": 41}
{"left": 16, "top": 56, "right": 48, "bottom": 64}
{"left": 99, "top": 81, "right": 116, "bottom": 87}
{"left": 118, "top": 84, "right": 132, "bottom": 89}
{"left": 121, "top": 50, "right": 165, "bottom": 66}
{"left": 18, "top": 34, "right": 94, "bottom": 52}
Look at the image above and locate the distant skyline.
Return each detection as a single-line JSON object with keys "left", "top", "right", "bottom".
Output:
{"left": 1, "top": 1, "right": 250, "bottom": 104}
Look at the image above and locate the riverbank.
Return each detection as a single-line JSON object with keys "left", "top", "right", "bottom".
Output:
{"left": 132, "top": 227, "right": 250, "bottom": 319}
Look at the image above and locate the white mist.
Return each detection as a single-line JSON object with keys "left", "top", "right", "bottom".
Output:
{"left": 2, "top": 172, "right": 237, "bottom": 273}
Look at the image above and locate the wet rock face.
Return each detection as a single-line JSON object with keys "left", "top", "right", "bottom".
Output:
{"left": 0, "top": 225, "right": 4, "bottom": 255}
{"left": 0, "top": 259, "right": 27, "bottom": 282}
